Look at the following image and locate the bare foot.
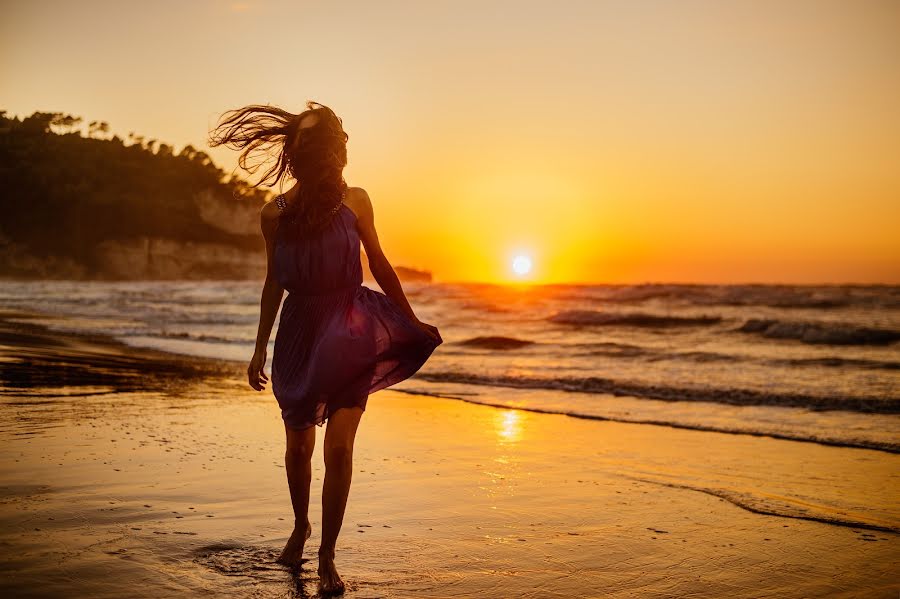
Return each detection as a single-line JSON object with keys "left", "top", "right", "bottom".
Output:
{"left": 276, "top": 519, "right": 312, "bottom": 567}
{"left": 317, "top": 548, "right": 345, "bottom": 595}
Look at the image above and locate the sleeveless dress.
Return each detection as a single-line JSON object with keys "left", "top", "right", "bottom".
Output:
{"left": 271, "top": 190, "right": 442, "bottom": 430}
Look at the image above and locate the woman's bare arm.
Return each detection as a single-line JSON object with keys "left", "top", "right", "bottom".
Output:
{"left": 248, "top": 201, "right": 285, "bottom": 390}
{"left": 348, "top": 188, "right": 438, "bottom": 339}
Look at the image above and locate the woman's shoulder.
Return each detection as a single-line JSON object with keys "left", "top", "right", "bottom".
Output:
{"left": 345, "top": 186, "right": 370, "bottom": 204}
{"left": 344, "top": 186, "right": 372, "bottom": 220}
{"left": 260, "top": 196, "right": 283, "bottom": 222}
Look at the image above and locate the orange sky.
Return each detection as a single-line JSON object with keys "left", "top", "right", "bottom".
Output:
{"left": 3, "top": 0, "right": 899, "bottom": 284}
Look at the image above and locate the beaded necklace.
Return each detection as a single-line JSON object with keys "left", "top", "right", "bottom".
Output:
{"left": 275, "top": 185, "right": 347, "bottom": 224}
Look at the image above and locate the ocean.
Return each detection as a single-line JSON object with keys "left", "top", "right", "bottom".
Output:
{"left": 1, "top": 280, "right": 898, "bottom": 453}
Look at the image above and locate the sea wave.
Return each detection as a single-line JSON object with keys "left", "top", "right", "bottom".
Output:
{"left": 701, "top": 286, "right": 900, "bottom": 310}
{"left": 162, "top": 314, "right": 259, "bottom": 326}
{"left": 458, "top": 336, "right": 535, "bottom": 350}
{"left": 549, "top": 310, "right": 721, "bottom": 328}
{"left": 596, "top": 284, "right": 900, "bottom": 310}
{"left": 459, "top": 302, "right": 510, "bottom": 313}
{"left": 738, "top": 318, "right": 900, "bottom": 346}
{"left": 574, "top": 342, "right": 744, "bottom": 363}
{"left": 769, "top": 356, "right": 900, "bottom": 371}
{"left": 574, "top": 341, "right": 649, "bottom": 358}
{"left": 545, "top": 284, "right": 900, "bottom": 310}
{"left": 393, "top": 387, "right": 900, "bottom": 454}
{"left": 415, "top": 371, "right": 899, "bottom": 414}
{"left": 573, "top": 343, "right": 900, "bottom": 370}
{"left": 626, "top": 476, "right": 899, "bottom": 532}
{"left": 159, "top": 331, "right": 247, "bottom": 345}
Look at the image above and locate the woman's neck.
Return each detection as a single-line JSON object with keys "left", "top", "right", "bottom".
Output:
{"left": 284, "top": 182, "right": 301, "bottom": 202}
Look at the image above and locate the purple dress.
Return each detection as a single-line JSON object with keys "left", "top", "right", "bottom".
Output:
{"left": 271, "top": 193, "right": 442, "bottom": 430}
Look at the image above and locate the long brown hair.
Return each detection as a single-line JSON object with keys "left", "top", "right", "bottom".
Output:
{"left": 208, "top": 101, "right": 348, "bottom": 237}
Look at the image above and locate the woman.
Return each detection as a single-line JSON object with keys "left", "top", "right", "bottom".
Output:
{"left": 209, "top": 101, "right": 442, "bottom": 594}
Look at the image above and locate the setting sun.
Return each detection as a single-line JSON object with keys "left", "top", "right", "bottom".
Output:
{"left": 511, "top": 254, "right": 533, "bottom": 277}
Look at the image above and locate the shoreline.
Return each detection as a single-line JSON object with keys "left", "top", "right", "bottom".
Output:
{"left": 7, "top": 305, "right": 897, "bottom": 455}
{"left": 1, "top": 309, "right": 898, "bottom": 597}
{"left": 392, "top": 388, "right": 900, "bottom": 455}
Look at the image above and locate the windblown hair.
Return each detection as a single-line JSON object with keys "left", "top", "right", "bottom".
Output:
{"left": 208, "top": 101, "right": 348, "bottom": 237}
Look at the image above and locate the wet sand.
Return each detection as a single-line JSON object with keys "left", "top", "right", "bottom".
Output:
{"left": 0, "top": 310, "right": 898, "bottom": 598}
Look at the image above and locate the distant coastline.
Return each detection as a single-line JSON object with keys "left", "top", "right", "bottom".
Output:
{"left": 0, "top": 238, "right": 432, "bottom": 283}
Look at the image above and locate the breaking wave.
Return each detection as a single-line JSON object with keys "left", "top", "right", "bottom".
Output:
{"left": 738, "top": 318, "right": 900, "bottom": 346}
{"left": 458, "top": 336, "right": 535, "bottom": 350}
{"left": 415, "top": 371, "right": 900, "bottom": 414}
{"left": 549, "top": 310, "right": 721, "bottom": 328}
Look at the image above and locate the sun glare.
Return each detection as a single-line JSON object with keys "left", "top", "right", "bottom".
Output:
{"left": 511, "top": 254, "right": 533, "bottom": 277}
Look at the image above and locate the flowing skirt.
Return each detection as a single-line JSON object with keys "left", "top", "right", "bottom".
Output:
{"left": 272, "top": 284, "right": 441, "bottom": 430}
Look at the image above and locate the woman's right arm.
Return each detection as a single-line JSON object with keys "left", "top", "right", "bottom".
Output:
{"left": 248, "top": 202, "right": 285, "bottom": 391}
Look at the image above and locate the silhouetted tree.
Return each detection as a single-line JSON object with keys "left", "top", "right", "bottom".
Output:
{"left": 87, "top": 121, "right": 110, "bottom": 139}
{"left": 50, "top": 114, "right": 82, "bottom": 134}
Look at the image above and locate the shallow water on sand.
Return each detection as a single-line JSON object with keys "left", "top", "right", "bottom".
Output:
{"left": 1, "top": 280, "right": 898, "bottom": 453}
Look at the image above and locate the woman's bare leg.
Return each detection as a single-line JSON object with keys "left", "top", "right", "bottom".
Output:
{"left": 276, "top": 422, "right": 316, "bottom": 567}
{"left": 318, "top": 405, "right": 364, "bottom": 594}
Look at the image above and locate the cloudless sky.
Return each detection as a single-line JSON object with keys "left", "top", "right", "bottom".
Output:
{"left": 3, "top": 0, "right": 899, "bottom": 283}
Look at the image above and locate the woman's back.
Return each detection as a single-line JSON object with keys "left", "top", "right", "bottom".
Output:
{"left": 273, "top": 193, "right": 363, "bottom": 296}
{"left": 270, "top": 186, "right": 440, "bottom": 430}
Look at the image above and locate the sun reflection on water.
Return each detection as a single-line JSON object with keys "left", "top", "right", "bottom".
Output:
{"left": 495, "top": 409, "right": 522, "bottom": 444}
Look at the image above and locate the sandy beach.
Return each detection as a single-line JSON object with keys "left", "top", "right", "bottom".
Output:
{"left": 0, "top": 309, "right": 898, "bottom": 598}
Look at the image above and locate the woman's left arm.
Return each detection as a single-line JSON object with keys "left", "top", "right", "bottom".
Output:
{"left": 350, "top": 188, "right": 440, "bottom": 342}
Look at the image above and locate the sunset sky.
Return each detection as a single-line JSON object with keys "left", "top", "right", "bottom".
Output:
{"left": 3, "top": 0, "right": 899, "bottom": 284}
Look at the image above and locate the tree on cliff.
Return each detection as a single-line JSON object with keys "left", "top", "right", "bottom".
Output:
{"left": 0, "top": 111, "right": 268, "bottom": 278}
